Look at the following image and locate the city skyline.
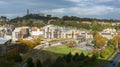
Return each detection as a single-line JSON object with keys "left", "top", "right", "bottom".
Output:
{"left": 0, "top": 0, "right": 120, "bottom": 19}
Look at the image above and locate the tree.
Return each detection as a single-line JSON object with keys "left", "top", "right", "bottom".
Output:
{"left": 72, "top": 53, "right": 80, "bottom": 62}
{"left": 18, "top": 38, "right": 41, "bottom": 48}
{"left": 100, "top": 49, "right": 110, "bottom": 58}
{"left": 26, "top": 57, "right": 34, "bottom": 67}
{"left": 6, "top": 48, "right": 19, "bottom": 60}
{"left": 107, "top": 39, "right": 114, "bottom": 46}
{"left": 64, "top": 52, "right": 72, "bottom": 63}
{"left": 113, "top": 33, "right": 120, "bottom": 49}
{"left": 67, "top": 41, "right": 77, "bottom": 48}
{"left": 16, "top": 43, "right": 29, "bottom": 53}
{"left": 36, "top": 59, "right": 42, "bottom": 67}
{"left": 56, "top": 56, "right": 64, "bottom": 63}
{"left": 95, "top": 38, "right": 106, "bottom": 48}
{"left": 93, "top": 33, "right": 108, "bottom": 48}
{"left": 62, "top": 16, "right": 70, "bottom": 20}
{"left": 79, "top": 52, "right": 85, "bottom": 60}
{"left": 13, "top": 54, "right": 22, "bottom": 62}
{"left": 90, "top": 54, "right": 97, "bottom": 62}
{"left": 43, "top": 58, "right": 51, "bottom": 65}
{"left": 93, "top": 49, "right": 100, "bottom": 58}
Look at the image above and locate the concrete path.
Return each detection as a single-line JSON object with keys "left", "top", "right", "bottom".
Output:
{"left": 106, "top": 51, "right": 120, "bottom": 67}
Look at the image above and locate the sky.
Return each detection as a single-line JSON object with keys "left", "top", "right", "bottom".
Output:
{"left": 0, "top": 0, "right": 120, "bottom": 19}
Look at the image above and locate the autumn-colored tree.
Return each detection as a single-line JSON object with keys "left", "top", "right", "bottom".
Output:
{"left": 18, "top": 38, "right": 41, "bottom": 48}
{"left": 16, "top": 43, "right": 29, "bottom": 53}
{"left": 113, "top": 33, "right": 120, "bottom": 48}
{"left": 33, "top": 38, "right": 41, "bottom": 46}
{"left": 93, "top": 33, "right": 108, "bottom": 49}
{"left": 6, "top": 48, "right": 19, "bottom": 60}
{"left": 95, "top": 38, "right": 106, "bottom": 48}
{"left": 67, "top": 41, "right": 77, "bottom": 48}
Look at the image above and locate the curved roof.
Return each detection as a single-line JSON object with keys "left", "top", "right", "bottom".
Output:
{"left": 0, "top": 38, "right": 8, "bottom": 45}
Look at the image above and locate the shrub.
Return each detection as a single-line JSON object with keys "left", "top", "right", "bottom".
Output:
{"left": 26, "top": 57, "right": 34, "bottom": 67}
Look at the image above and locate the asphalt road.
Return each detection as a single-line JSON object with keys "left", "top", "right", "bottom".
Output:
{"left": 106, "top": 51, "right": 120, "bottom": 67}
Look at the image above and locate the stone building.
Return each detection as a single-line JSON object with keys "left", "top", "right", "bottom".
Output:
{"left": 43, "top": 25, "right": 62, "bottom": 39}
{"left": 12, "top": 27, "right": 30, "bottom": 41}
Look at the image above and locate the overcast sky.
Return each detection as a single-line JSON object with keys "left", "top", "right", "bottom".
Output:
{"left": 0, "top": 0, "right": 120, "bottom": 19}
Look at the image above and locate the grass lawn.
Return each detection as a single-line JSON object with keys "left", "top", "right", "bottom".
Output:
{"left": 22, "top": 45, "right": 108, "bottom": 67}
{"left": 33, "top": 45, "right": 89, "bottom": 63}
{"left": 22, "top": 44, "right": 118, "bottom": 67}
{"left": 34, "top": 45, "right": 98, "bottom": 67}
{"left": 22, "top": 44, "right": 89, "bottom": 62}
{"left": 43, "top": 45, "right": 88, "bottom": 55}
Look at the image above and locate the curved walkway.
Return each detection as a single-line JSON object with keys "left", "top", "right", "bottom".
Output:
{"left": 106, "top": 50, "right": 120, "bottom": 67}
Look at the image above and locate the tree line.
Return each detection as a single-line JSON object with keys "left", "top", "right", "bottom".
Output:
{"left": 26, "top": 52, "right": 97, "bottom": 67}
{"left": 9, "top": 14, "right": 120, "bottom": 23}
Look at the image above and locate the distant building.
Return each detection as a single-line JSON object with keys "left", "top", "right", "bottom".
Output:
{"left": 99, "top": 28, "right": 117, "bottom": 39}
{"left": 42, "top": 24, "right": 87, "bottom": 39}
{"left": 43, "top": 25, "right": 62, "bottom": 39}
{"left": 12, "top": 27, "right": 30, "bottom": 41}
{"left": 31, "top": 27, "right": 44, "bottom": 37}
{"left": 0, "top": 27, "right": 5, "bottom": 37}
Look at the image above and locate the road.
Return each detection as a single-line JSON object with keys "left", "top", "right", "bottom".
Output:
{"left": 106, "top": 51, "right": 120, "bottom": 67}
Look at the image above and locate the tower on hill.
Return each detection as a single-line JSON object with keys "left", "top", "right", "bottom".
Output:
{"left": 27, "top": 9, "right": 29, "bottom": 15}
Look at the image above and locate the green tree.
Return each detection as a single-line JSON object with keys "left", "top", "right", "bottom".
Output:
{"left": 90, "top": 54, "right": 97, "bottom": 62}
{"left": 56, "top": 56, "right": 64, "bottom": 63}
{"left": 93, "top": 50, "right": 100, "bottom": 58}
{"left": 64, "top": 52, "right": 72, "bottom": 63}
{"left": 79, "top": 52, "right": 85, "bottom": 60}
{"left": 72, "top": 53, "right": 80, "bottom": 62}
{"left": 13, "top": 54, "right": 22, "bottom": 62}
{"left": 100, "top": 49, "right": 110, "bottom": 58}
{"left": 26, "top": 57, "right": 34, "bottom": 67}
{"left": 36, "top": 59, "right": 42, "bottom": 67}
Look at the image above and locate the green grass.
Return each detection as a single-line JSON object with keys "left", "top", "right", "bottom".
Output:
{"left": 22, "top": 44, "right": 118, "bottom": 67}
{"left": 22, "top": 44, "right": 110, "bottom": 67}
{"left": 32, "top": 45, "right": 89, "bottom": 63}
{"left": 43, "top": 45, "right": 88, "bottom": 55}
{"left": 35, "top": 45, "right": 83, "bottom": 62}
{"left": 108, "top": 49, "right": 118, "bottom": 61}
